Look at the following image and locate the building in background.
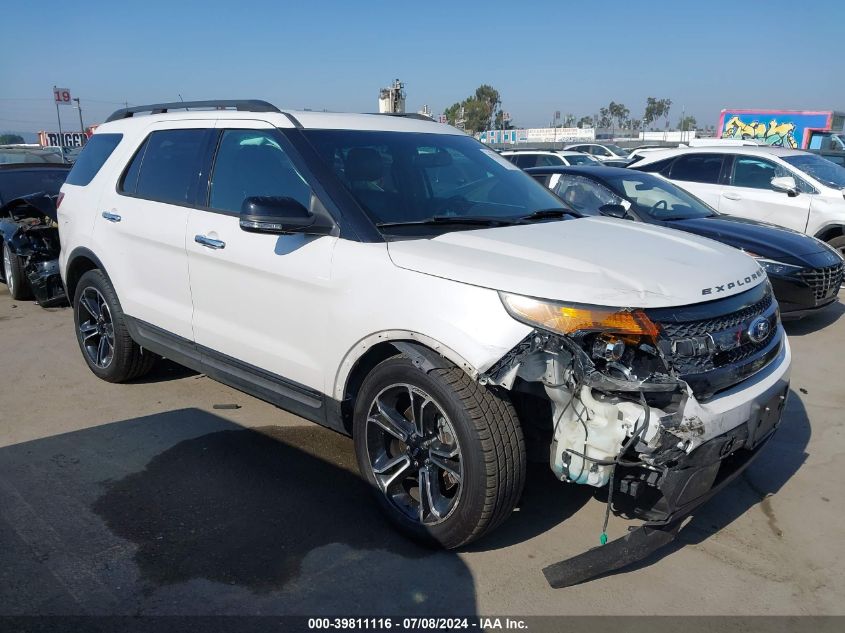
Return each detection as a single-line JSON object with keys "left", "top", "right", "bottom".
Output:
{"left": 378, "top": 79, "right": 406, "bottom": 114}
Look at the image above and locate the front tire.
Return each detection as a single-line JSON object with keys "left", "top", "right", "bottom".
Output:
{"left": 353, "top": 356, "right": 526, "bottom": 549}
{"left": 2, "top": 241, "right": 32, "bottom": 300}
{"left": 73, "top": 269, "right": 156, "bottom": 383}
{"left": 828, "top": 235, "right": 845, "bottom": 258}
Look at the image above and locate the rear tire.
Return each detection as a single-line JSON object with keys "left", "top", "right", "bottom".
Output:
{"left": 2, "top": 241, "right": 32, "bottom": 300}
{"left": 73, "top": 269, "right": 156, "bottom": 383}
{"left": 353, "top": 355, "right": 526, "bottom": 549}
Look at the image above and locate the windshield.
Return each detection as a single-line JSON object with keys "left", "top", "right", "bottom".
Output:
{"left": 301, "top": 130, "right": 570, "bottom": 232}
{"left": 564, "top": 153, "right": 597, "bottom": 165}
{"left": 0, "top": 169, "right": 69, "bottom": 205}
{"left": 604, "top": 144, "right": 629, "bottom": 156}
{"left": 782, "top": 154, "right": 845, "bottom": 189}
{"left": 553, "top": 171, "right": 716, "bottom": 220}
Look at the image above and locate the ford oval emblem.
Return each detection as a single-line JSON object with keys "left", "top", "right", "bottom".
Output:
{"left": 748, "top": 316, "right": 771, "bottom": 343}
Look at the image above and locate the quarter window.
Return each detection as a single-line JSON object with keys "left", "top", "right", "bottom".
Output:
{"left": 669, "top": 154, "right": 724, "bottom": 184}
{"left": 65, "top": 134, "right": 122, "bottom": 186}
{"left": 133, "top": 129, "right": 207, "bottom": 205}
{"left": 209, "top": 130, "right": 312, "bottom": 213}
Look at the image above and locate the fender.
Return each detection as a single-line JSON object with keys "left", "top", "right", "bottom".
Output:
{"left": 64, "top": 246, "right": 112, "bottom": 298}
{"left": 332, "top": 330, "right": 480, "bottom": 401}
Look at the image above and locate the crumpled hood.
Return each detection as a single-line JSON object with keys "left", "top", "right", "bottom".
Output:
{"left": 387, "top": 217, "right": 766, "bottom": 308}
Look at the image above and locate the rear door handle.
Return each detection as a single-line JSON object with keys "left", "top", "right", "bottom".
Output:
{"left": 722, "top": 193, "right": 742, "bottom": 201}
{"left": 194, "top": 234, "right": 226, "bottom": 250}
{"left": 101, "top": 211, "right": 122, "bottom": 222}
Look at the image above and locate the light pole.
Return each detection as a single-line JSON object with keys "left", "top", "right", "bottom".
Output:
{"left": 72, "top": 97, "right": 85, "bottom": 143}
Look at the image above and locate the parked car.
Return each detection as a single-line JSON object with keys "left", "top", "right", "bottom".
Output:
{"left": 564, "top": 142, "right": 630, "bottom": 161}
{"left": 58, "top": 100, "right": 790, "bottom": 584}
{"left": 631, "top": 146, "right": 845, "bottom": 256}
{"left": 500, "top": 149, "right": 601, "bottom": 168}
{"left": 0, "top": 163, "right": 71, "bottom": 304}
{"left": 528, "top": 165, "right": 844, "bottom": 317}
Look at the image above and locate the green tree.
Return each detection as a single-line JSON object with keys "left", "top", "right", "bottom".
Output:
{"left": 577, "top": 116, "right": 594, "bottom": 128}
{"left": 598, "top": 107, "right": 611, "bottom": 128}
{"left": 0, "top": 134, "right": 25, "bottom": 144}
{"left": 608, "top": 102, "right": 630, "bottom": 131}
{"left": 443, "top": 85, "right": 503, "bottom": 134}
{"left": 678, "top": 115, "right": 697, "bottom": 131}
{"left": 643, "top": 97, "right": 672, "bottom": 131}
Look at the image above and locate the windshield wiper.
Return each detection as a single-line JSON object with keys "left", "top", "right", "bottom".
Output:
{"left": 377, "top": 215, "right": 519, "bottom": 228}
{"left": 516, "top": 208, "right": 582, "bottom": 222}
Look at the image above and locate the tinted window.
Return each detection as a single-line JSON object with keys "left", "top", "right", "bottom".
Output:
{"left": 135, "top": 130, "right": 206, "bottom": 205}
{"left": 64, "top": 134, "right": 122, "bottom": 186}
{"left": 599, "top": 172, "right": 716, "bottom": 220}
{"left": 783, "top": 153, "right": 845, "bottom": 189}
{"left": 502, "top": 153, "right": 520, "bottom": 165}
{"left": 0, "top": 168, "right": 70, "bottom": 204}
{"left": 731, "top": 157, "right": 782, "bottom": 190}
{"left": 536, "top": 154, "right": 564, "bottom": 167}
{"left": 669, "top": 154, "right": 723, "bottom": 184}
{"left": 118, "top": 138, "right": 148, "bottom": 195}
{"left": 635, "top": 157, "right": 673, "bottom": 173}
{"left": 209, "top": 130, "right": 311, "bottom": 213}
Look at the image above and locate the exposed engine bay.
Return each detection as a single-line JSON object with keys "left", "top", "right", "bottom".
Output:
{"left": 479, "top": 284, "right": 789, "bottom": 585}
{"left": 0, "top": 193, "right": 66, "bottom": 307}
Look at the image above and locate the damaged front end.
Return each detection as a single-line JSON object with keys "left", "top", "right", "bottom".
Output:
{"left": 0, "top": 193, "right": 66, "bottom": 307}
{"left": 483, "top": 282, "right": 789, "bottom": 586}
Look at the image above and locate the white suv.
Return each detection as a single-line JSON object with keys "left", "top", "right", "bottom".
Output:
{"left": 500, "top": 149, "right": 600, "bottom": 168}
{"left": 633, "top": 146, "right": 845, "bottom": 255}
{"left": 58, "top": 100, "right": 790, "bottom": 570}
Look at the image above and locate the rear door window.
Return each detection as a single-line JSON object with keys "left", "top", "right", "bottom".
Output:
{"left": 668, "top": 154, "right": 724, "bottom": 184}
{"left": 64, "top": 134, "right": 122, "bottom": 186}
{"left": 134, "top": 129, "right": 207, "bottom": 205}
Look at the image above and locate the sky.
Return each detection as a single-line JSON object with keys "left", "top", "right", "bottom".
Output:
{"left": 2, "top": 0, "right": 843, "bottom": 135}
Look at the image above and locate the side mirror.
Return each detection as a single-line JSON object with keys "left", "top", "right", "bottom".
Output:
{"left": 239, "top": 196, "right": 332, "bottom": 235}
{"left": 770, "top": 176, "right": 798, "bottom": 196}
{"left": 598, "top": 203, "right": 630, "bottom": 219}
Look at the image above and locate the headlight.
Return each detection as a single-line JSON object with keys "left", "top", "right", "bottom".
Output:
{"left": 756, "top": 258, "right": 803, "bottom": 276}
{"left": 499, "top": 292, "right": 660, "bottom": 338}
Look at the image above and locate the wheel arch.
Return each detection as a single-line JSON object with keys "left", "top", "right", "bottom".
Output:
{"left": 65, "top": 247, "right": 110, "bottom": 302}
{"left": 814, "top": 224, "right": 845, "bottom": 244}
{"left": 334, "top": 331, "right": 481, "bottom": 434}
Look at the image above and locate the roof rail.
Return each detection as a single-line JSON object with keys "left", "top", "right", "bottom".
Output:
{"left": 367, "top": 112, "right": 437, "bottom": 122}
{"left": 105, "top": 99, "right": 280, "bottom": 123}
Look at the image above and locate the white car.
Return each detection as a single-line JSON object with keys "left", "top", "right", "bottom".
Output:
{"left": 500, "top": 149, "right": 601, "bottom": 168}
{"left": 57, "top": 100, "right": 790, "bottom": 570}
{"left": 632, "top": 146, "right": 845, "bottom": 255}
{"left": 564, "top": 142, "right": 631, "bottom": 161}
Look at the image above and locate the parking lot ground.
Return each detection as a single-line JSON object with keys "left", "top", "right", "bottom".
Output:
{"left": 1, "top": 289, "right": 844, "bottom": 617}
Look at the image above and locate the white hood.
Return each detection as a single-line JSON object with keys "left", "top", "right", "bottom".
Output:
{"left": 387, "top": 217, "right": 766, "bottom": 308}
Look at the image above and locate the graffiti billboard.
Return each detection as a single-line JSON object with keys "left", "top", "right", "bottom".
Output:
{"left": 718, "top": 109, "right": 835, "bottom": 148}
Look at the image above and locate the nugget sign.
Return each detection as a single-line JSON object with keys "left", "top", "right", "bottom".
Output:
{"left": 53, "top": 88, "right": 72, "bottom": 105}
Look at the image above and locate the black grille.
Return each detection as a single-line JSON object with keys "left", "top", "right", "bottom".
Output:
{"left": 660, "top": 292, "right": 773, "bottom": 339}
{"left": 651, "top": 285, "right": 781, "bottom": 400}
{"left": 799, "top": 263, "right": 844, "bottom": 301}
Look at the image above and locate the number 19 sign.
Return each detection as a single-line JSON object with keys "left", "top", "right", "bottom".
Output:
{"left": 53, "top": 87, "right": 72, "bottom": 105}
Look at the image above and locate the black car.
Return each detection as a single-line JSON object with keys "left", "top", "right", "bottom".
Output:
{"left": 526, "top": 165, "right": 844, "bottom": 317}
{"left": 0, "top": 163, "right": 71, "bottom": 306}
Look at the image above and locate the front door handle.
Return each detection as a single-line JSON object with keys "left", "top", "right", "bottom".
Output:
{"left": 101, "top": 211, "right": 122, "bottom": 222}
{"left": 194, "top": 234, "right": 226, "bottom": 250}
{"left": 722, "top": 192, "right": 742, "bottom": 201}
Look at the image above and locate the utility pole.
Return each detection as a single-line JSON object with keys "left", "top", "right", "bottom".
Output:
{"left": 73, "top": 97, "right": 85, "bottom": 143}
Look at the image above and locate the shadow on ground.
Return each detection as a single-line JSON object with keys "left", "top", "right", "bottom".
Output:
{"left": 783, "top": 301, "right": 845, "bottom": 337}
{"left": 0, "top": 410, "right": 477, "bottom": 615}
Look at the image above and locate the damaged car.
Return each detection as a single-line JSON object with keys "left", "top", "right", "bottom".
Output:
{"left": 59, "top": 101, "right": 791, "bottom": 586}
{"left": 1, "top": 163, "right": 70, "bottom": 305}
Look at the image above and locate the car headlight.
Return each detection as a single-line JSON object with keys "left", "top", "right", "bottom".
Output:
{"left": 752, "top": 257, "right": 803, "bottom": 276}
{"left": 499, "top": 292, "right": 660, "bottom": 338}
